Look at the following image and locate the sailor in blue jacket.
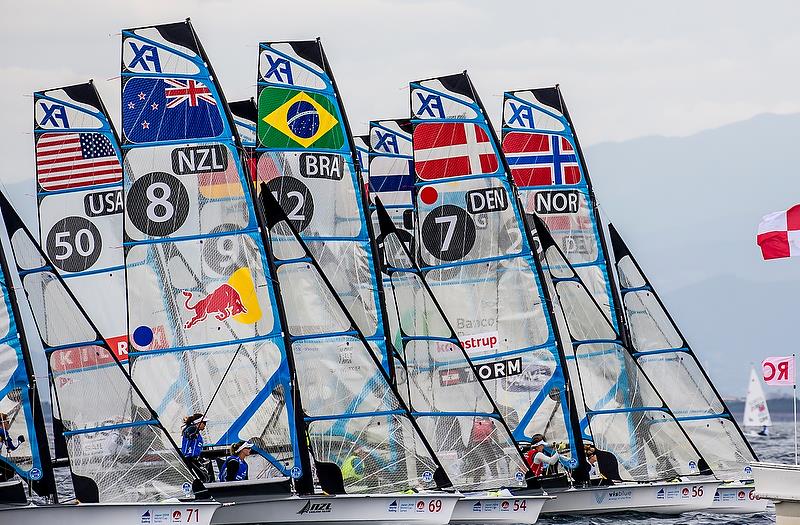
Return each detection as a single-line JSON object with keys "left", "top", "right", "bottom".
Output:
{"left": 181, "top": 413, "right": 207, "bottom": 459}
{"left": 0, "top": 412, "right": 24, "bottom": 454}
{"left": 219, "top": 441, "right": 253, "bottom": 482}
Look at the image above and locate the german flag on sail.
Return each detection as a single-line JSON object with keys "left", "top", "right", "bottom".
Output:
{"left": 258, "top": 87, "right": 344, "bottom": 149}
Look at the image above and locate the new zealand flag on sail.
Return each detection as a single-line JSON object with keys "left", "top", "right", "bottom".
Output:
{"left": 122, "top": 77, "right": 223, "bottom": 143}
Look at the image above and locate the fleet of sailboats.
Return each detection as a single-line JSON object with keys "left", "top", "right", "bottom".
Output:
{"left": 0, "top": 17, "right": 776, "bottom": 524}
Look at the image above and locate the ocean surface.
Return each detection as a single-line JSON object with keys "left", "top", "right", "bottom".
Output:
{"left": 538, "top": 422, "right": 796, "bottom": 525}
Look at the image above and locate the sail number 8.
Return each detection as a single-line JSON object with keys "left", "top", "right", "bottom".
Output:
{"left": 127, "top": 172, "right": 189, "bottom": 237}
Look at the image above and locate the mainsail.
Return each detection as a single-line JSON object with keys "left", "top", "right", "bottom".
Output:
{"left": 609, "top": 224, "right": 757, "bottom": 480}
{"left": 533, "top": 214, "right": 706, "bottom": 481}
{"left": 255, "top": 39, "right": 392, "bottom": 373}
{"left": 260, "top": 187, "right": 445, "bottom": 494}
{"left": 0, "top": 192, "right": 196, "bottom": 502}
{"left": 744, "top": 368, "right": 772, "bottom": 430}
{"left": 121, "top": 20, "right": 301, "bottom": 479}
{"left": 34, "top": 82, "right": 128, "bottom": 358}
{"left": 409, "top": 72, "right": 583, "bottom": 469}
{"left": 374, "top": 199, "right": 528, "bottom": 490}
{"left": 0, "top": 214, "right": 54, "bottom": 497}
{"left": 353, "top": 135, "right": 370, "bottom": 200}
{"left": 501, "top": 86, "right": 620, "bottom": 327}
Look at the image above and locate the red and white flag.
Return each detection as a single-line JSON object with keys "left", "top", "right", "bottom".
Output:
{"left": 757, "top": 204, "right": 800, "bottom": 260}
{"left": 413, "top": 122, "right": 499, "bottom": 180}
{"left": 762, "top": 355, "right": 796, "bottom": 386}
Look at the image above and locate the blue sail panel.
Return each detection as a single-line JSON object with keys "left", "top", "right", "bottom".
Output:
{"left": 34, "top": 83, "right": 128, "bottom": 359}
{"left": 121, "top": 21, "right": 300, "bottom": 479}
{"left": 256, "top": 40, "right": 390, "bottom": 373}
{"left": 409, "top": 73, "right": 581, "bottom": 468}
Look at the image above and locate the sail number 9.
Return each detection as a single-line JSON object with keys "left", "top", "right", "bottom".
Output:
{"left": 46, "top": 216, "right": 102, "bottom": 272}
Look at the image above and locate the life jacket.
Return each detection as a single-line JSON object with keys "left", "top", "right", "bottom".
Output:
{"left": 341, "top": 455, "right": 363, "bottom": 481}
{"left": 219, "top": 455, "right": 248, "bottom": 482}
{"left": 181, "top": 425, "right": 203, "bottom": 458}
{"left": 470, "top": 418, "right": 495, "bottom": 442}
{"left": 525, "top": 450, "right": 544, "bottom": 477}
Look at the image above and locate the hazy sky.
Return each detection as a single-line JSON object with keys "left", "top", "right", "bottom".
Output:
{"left": 3, "top": 1, "right": 800, "bottom": 215}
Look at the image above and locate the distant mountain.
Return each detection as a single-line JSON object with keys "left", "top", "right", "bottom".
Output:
{"left": 585, "top": 113, "right": 800, "bottom": 397}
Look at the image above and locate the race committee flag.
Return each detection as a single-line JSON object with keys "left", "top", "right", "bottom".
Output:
{"left": 762, "top": 356, "right": 796, "bottom": 386}
{"left": 757, "top": 204, "right": 800, "bottom": 260}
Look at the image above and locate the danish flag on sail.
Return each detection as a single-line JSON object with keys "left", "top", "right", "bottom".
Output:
{"left": 413, "top": 122, "right": 498, "bottom": 180}
{"left": 502, "top": 132, "right": 581, "bottom": 187}
{"left": 757, "top": 204, "right": 800, "bottom": 260}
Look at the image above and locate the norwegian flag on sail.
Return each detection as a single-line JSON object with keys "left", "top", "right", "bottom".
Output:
{"left": 36, "top": 132, "right": 122, "bottom": 191}
{"left": 502, "top": 132, "right": 581, "bottom": 186}
{"left": 413, "top": 122, "right": 498, "bottom": 180}
{"left": 757, "top": 204, "right": 800, "bottom": 260}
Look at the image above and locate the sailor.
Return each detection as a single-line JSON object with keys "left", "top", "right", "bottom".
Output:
{"left": 219, "top": 441, "right": 253, "bottom": 482}
{"left": 583, "top": 443, "right": 621, "bottom": 484}
{"left": 0, "top": 412, "right": 23, "bottom": 454}
{"left": 525, "top": 436, "right": 560, "bottom": 477}
{"left": 182, "top": 413, "right": 213, "bottom": 480}
{"left": 466, "top": 416, "right": 500, "bottom": 481}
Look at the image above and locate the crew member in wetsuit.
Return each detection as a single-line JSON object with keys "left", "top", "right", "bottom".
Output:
{"left": 525, "top": 436, "right": 561, "bottom": 477}
{"left": 219, "top": 441, "right": 253, "bottom": 482}
{"left": 0, "top": 412, "right": 24, "bottom": 482}
{"left": 584, "top": 442, "right": 622, "bottom": 484}
{"left": 181, "top": 413, "right": 212, "bottom": 480}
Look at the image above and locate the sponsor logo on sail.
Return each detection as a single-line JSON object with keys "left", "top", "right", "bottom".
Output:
{"left": 183, "top": 268, "right": 261, "bottom": 329}
{"left": 297, "top": 501, "right": 332, "bottom": 515}
{"left": 460, "top": 331, "right": 499, "bottom": 352}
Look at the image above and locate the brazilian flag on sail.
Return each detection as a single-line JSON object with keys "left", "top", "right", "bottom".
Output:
{"left": 258, "top": 87, "right": 344, "bottom": 149}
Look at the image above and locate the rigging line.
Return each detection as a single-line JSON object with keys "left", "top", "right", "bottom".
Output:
{"left": 199, "top": 343, "right": 245, "bottom": 423}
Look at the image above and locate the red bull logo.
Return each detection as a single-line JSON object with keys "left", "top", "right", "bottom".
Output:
{"left": 183, "top": 284, "right": 247, "bottom": 329}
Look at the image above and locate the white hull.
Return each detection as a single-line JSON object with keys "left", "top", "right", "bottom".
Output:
{"left": 450, "top": 495, "right": 549, "bottom": 524}
{"left": 0, "top": 501, "right": 219, "bottom": 525}
{"left": 708, "top": 481, "right": 770, "bottom": 514}
{"left": 540, "top": 480, "right": 718, "bottom": 515}
{"left": 211, "top": 493, "right": 459, "bottom": 525}
{"left": 752, "top": 462, "right": 800, "bottom": 525}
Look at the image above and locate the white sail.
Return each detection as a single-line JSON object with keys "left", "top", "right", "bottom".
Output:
{"left": 744, "top": 368, "right": 772, "bottom": 428}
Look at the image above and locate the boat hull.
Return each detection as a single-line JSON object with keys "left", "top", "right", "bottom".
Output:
{"left": 0, "top": 501, "right": 219, "bottom": 525}
{"left": 708, "top": 481, "right": 770, "bottom": 514}
{"left": 752, "top": 462, "right": 800, "bottom": 525}
{"left": 540, "top": 480, "right": 718, "bottom": 515}
{"left": 210, "top": 494, "right": 459, "bottom": 525}
{"left": 450, "top": 495, "right": 549, "bottom": 524}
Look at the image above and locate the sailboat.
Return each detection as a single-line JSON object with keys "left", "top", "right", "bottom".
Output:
{"left": 744, "top": 367, "right": 772, "bottom": 438}
{"left": 119, "top": 20, "right": 456, "bottom": 524}
{"left": 0, "top": 191, "right": 218, "bottom": 522}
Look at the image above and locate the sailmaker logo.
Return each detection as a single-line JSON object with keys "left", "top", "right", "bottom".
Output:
{"left": 297, "top": 501, "right": 332, "bottom": 515}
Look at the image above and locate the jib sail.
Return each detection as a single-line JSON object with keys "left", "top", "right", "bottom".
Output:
{"left": 121, "top": 20, "right": 300, "bottom": 479}
{"left": 374, "top": 199, "right": 528, "bottom": 490}
{"left": 255, "top": 39, "right": 391, "bottom": 373}
{"left": 260, "top": 188, "right": 446, "bottom": 494}
{"left": 533, "top": 214, "right": 706, "bottom": 481}
{"left": 34, "top": 82, "right": 128, "bottom": 359}
{"left": 609, "top": 224, "right": 757, "bottom": 481}
{"left": 0, "top": 192, "right": 196, "bottom": 502}
{"left": 409, "top": 72, "right": 582, "bottom": 469}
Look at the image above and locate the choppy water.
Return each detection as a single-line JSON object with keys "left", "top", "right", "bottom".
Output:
{"left": 539, "top": 422, "right": 797, "bottom": 525}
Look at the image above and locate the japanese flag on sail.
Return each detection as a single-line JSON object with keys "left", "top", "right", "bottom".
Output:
{"left": 762, "top": 356, "right": 796, "bottom": 386}
{"left": 756, "top": 204, "right": 800, "bottom": 260}
{"left": 413, "top": 122, "right": 498, "bottom": 180}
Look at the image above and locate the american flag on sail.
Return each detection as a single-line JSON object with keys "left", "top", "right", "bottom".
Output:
{"left": 414, "top": 122, "right": 498, "bottom": 180}
{"left": 36, "top": 132, "right": 122, "bottom": 191}
{"left": 502, "top": 132, "right": 581, "bottom": 187}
